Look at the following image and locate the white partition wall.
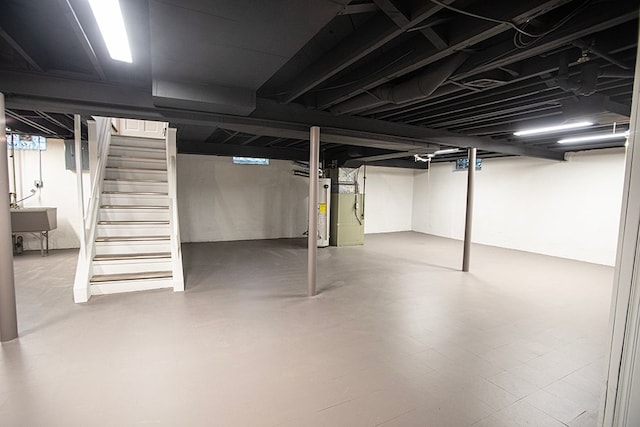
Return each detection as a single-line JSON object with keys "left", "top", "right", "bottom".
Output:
{"left": 177, "top": 155, "right": 308, "bottom": 242}
{"left": 412, "top": 149, "right": 626, "bottom": 266}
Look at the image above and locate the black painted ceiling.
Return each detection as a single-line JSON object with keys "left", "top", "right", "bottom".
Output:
{"left": 0, "top": 0, "right": 637, "bottom": 168}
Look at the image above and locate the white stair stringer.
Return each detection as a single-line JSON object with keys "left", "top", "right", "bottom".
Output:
{"left": 76, "top": 122, "right": 184, "bottom": 301}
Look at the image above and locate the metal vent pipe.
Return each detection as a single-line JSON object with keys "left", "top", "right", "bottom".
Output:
{"left": 330, "top": 53, "right": 468, "bottom": 115}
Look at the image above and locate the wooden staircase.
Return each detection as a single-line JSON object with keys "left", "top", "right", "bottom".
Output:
{"left": 79, "top": 127, "right": 184, "bottom": 298}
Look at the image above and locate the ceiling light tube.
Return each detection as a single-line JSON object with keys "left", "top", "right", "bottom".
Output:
{"left": 514, "top": 121, "right": 593, "bottom": 136}
{"left": 434, "top": 148, "right": 461, "bottom": 155}
{"left": 558, "top": 132, "right": 629, "bottom": 144}
{"left": 88, "top": 0, "right": 132, "bottom": 63}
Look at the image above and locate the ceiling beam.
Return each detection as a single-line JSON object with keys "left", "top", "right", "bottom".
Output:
{"left": 348, "top": 151, "right": 423, "bottom": 163}
{"left": 178, "top": 141, "right": 308, "bottom": 161}
{"left": 373, "top": 0, "right": 447, "bottom": 49}
{"left": 344, "top": 158, "right": 428, "bottom": 169}
{"left": 338, "top": 3, "right": 379, "bottom": 15}
{"left": 315, "top": 0, "right": 579, "bottom": 109}
{"left": 5, "top": 109, "right": 56, "bottom": 135}
{"left": 278, "top": 1, "right": 454, "bottom": 103}
{"left": 0, "top": 71, "right": 565, "bottom": 161}
{"left": 0, "top": 26, "right": 42, "bottom": 72}
{"left": 452, "top": 8, "right": 639, "bottom": 83}
{"left": 58, "top": 0, "right": 106, "bottom": 80}
{"left": 164, "top": 99, "right": 563, "bottom": 160}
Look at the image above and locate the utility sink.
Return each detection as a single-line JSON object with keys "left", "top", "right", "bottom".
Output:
{"left": 10, "top": 208, "right": 57, "bottom": 255}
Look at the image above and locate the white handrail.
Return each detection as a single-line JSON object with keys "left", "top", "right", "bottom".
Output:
{"left": 83, "top": 117, "right": 111, "bottom": 256}
{"left": 74, "top": 117, "right": 112, "bottom": 303}
{"left": 166, "top": 128, "right": 184, "bottom": 291}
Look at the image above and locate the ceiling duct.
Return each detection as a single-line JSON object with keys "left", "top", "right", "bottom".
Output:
{"left": 560, "top": 94, "right": 631, "bottom": 124}
{"left": 557, "top": 48, "right": 634, "bottom": 97}
{"left": 330, "top": 53, "right": 468, "bottom": 115}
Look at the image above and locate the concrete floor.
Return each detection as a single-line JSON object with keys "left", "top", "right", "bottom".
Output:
{"left": 1, "top": 232, "right": 612, "bottom": 426}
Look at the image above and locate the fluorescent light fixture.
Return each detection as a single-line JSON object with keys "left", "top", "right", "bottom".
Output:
{"left": 434, "top": 148, "right": 461, "bottom": 155}
{"left": 88, "top": 0, "right": 132, "bottom": 63}
{"left": 514, "top": 121, "right": 593, "bottom": 136}
{"left": 558, "top": 131, "right": 630, "bottom": 144}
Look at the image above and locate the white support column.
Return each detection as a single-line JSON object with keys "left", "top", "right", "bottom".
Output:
{"left": 602, "top": 34, "right": 640, "bottom": 426}
{"left": 0, "top": 92, "right": 18, "bottom": 341}
{"left": 308, "top": 126, "right": 320, "bottom": 297}
{"left": 462, "top": 147, "right": 476, "bottom": 272}
{"left": 74, "top": 114, "right": 86, "bottom": 253}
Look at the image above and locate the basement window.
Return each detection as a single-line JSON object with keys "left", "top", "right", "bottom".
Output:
{"left": 233, "top": 157, "right": 269, "bottom": 165}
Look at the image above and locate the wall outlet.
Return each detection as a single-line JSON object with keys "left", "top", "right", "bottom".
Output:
{"left": 34, "top": 180, "right": 43, "bottom": 188}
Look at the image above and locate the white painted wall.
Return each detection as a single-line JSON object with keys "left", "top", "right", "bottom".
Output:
{"left": 177, "top": 155, "right": 308, "bottom": 242}
{"left": 412, "top": 148, "right": 626, "bottom": 266}
{"left": 361, "top": 166, "right": 414, "bottom": 234}
{"left": 8, "top": 138, "right": 90, "bottom": 250}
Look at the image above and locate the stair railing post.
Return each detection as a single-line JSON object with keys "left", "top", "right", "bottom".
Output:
{"left": 74, "top": 114, "right": 86, "bottom": 254}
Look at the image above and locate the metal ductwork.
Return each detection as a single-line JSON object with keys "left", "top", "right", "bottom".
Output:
{"left": 558, "top": 61, "right": 600, "bottom": 96}
{"left": 330, "top": 53, "right": 468, "bottom": 115}
{"left": 557, "top": 41, "right": 634, "bottom": 97}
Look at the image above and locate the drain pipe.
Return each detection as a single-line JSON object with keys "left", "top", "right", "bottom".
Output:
{"left": 0, "top": 92, "right": 18, "bottom": 341}
{"left": 331, "top": 53, "right": 468, "bottom": 115}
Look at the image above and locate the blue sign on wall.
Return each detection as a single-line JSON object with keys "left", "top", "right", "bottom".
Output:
{"left": 233, "top": 157, "right": 269, "bottom": 165}
{"left": 6, "top": 134, "right": 47, "bottom": 151}
{"left": 455, "top": 157, "right": 482, "bottom": 171}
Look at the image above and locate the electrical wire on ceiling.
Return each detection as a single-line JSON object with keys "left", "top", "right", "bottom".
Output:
{"left": 512, "top": 0, "right": 592, "bottom": 49}
{"left": 427, "top": 0, "right": 592, "bottom": 49}
{"left": 459, "top": 0, "right": 594, "bottom": 77}
{"left": 427, "top": 0, "right": 540, "bottom": 37}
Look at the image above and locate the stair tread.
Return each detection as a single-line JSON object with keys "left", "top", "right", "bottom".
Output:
{"left": 106, "top": 166, "right": 167, "bottom": 172}
{"left": 108, "top": 155, "right": 166, "bottom": 162}
{"left": 110, "top": 144, "right": 165, "bottom": 152}
{"left": 102, "top": 191, "right": 168, "bottom": 195}
{"left": 98, "top": 220, "right": 170, "bottom": 225}
{"left": 90, "top": 271, "right": 172, "bottom": 283}
{"left": 103, "top": 178, "right": 168, "bottom": 183}
{"left": 94, "top": 252, "right": 171, "bottom": 261}
{"left": 96, "top": 236, "right": 170, "bottom": 242}
{"left": 100, "top": 205, "right": 169, "bottom": 209}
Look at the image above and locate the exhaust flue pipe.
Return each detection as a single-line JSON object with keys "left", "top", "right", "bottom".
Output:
{"left": 331, "top": 53, "right": 468, "bottom": 115}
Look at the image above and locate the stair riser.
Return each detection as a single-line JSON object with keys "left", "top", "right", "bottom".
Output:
{"left": 91, "top": 279, "right": 174, "bottom": 295}
{"left": 94, "top": 241, "right": 172, "bottom": 255}
{"left": 99, "top": 209, "right": 170, "bottom": 222}
{"left": 109, "top": 146, "right": 167, "bottom": 159}
{"left": 96, "top": 224, "right": 171, "bottom": 237}
{"left": 105, "top": 170, "right": 167, "bottom": 181}
{"left": 101, "top": 194, "right": 169, "bottom": 206}
{"left": 107, "top": 157, "right": 167, "bottom": 170}
{"left": 111, "top": 136, "right": 166, "bottom": 150}
{"left": 92, "top": 260, "right": 174, "bottom": 275}
{"left": 103, "top": 181, "right": 168, "bottom": 193}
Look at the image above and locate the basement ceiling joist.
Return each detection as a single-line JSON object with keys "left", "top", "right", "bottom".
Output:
{"left": 0, "top": 0, "right": 636, "bottom": 166}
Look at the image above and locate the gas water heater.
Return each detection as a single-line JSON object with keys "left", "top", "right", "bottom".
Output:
{"left": 317, "top": 178, "right": 331, "bottom": 247}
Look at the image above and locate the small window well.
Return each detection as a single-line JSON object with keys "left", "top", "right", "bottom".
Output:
{"left": 233, "top": 157, "right": 269, "bottom": 165}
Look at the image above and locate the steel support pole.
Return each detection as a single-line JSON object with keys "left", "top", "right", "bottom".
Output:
{"left": 0, "top": 92, "right": 18, "bottom": 341}
{"left": 462, "top": 147, "right": 476, "bottom": 272}
{"left": 308, "top": 126, "right": 320, "bottom": 297}
{"left": 74, "top": 115, "right": 85, "bottom": 252}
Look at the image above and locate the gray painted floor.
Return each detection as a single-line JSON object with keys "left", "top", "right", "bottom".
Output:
{"left": 1, "top": 232, "right": 611, "bottom": 426}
